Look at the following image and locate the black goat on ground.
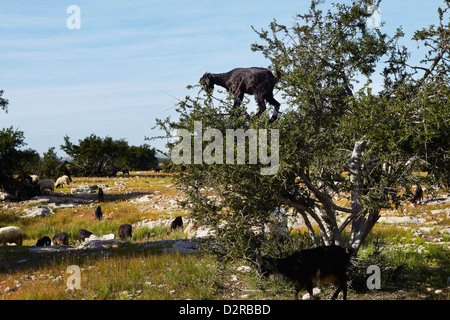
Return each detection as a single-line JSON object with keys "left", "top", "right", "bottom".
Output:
{"left": 52, "top": 232, "right": 70, "bottom": 245}
{"left": 98, "top": 188, "right": 104, "bottom": 202}
{"left": 170, "top": 216, "right": 183, "bottom": 232}
{"left": 413, "top": 185, "right": 423, "bottom": 204}
{"left": 36, "top": 236, "right": 51, "bottom": 247}
{"left": 200, "top": 67, "right": 281, "bottom": 123}
{"left": 95, "top": 206, "right": 103, "bottom": 221}
{"left": 77, "top": 229, "right": 93, "bottom": 242}
{"left": 254, "top": 245, "right": 351, "bottom": 300}
{"left": 118, "top": 224, "right": 133, "bottom": 239}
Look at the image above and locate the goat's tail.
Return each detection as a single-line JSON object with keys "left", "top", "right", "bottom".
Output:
{"left": 274, "top": 69, "right": 282, "bottom": 83}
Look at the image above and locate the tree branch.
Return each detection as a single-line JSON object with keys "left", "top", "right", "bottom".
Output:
{"left": 279, "top": 196, "right": 331, "bottom": 245}
{"left": 298, "top": 170, "right": 359, "bottom": 214}
{"left": 349, "top": 140, "right": 367, "bottom": 212}
{"left": 416, "top": 45, "right": 448, "bottom": 88}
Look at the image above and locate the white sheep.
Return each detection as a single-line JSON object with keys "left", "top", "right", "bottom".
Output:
{"left": 0, "top": 226, "right": 23, "bottom": 246}
{"left": 38, "top": 179, "right": 55, "bottom": 194}
{"left": 30, "top": 174, "right": 40, "bottom": 184}
{"left": 55, "top": 175, "right": 71, "bottom": 188}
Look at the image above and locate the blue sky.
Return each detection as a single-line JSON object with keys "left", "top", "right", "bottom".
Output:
{"left": 0, "top": 0, "right": 443, "bottom": 157}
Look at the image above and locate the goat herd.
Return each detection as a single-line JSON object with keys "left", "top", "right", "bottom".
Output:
{"left": 1, "top": 168, "right": 185, "bottom": 245}
{"left": 1, "top": 68, "right": 357, "bottom": 300}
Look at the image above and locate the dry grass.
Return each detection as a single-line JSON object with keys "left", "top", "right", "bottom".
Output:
{"left": 0, "top": 171, "right": 449, "bottom": 300}
{"left": 0, "top": 249, "right": 218, "bottom": 300}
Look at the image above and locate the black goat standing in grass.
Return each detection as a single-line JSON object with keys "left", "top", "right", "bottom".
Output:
{"left": 413, "top": 185, "right": 423, "bottom": 204}
{"left": 36, "top": 236, "right": 51, "bottom": 247}
{"left": 98, "top": 188, "right": 104, "bottom": 202}
{"left": 52, "top": 232, "right": 70, "bottom": 245}
{"left": 77, "top": 229, "right": 93, "bottom": 242}
{"left": 118, "top": 224, "right": 133, "bottom": 239}
{"left": 170, "top": 216, "right": 183, "bottom": 232}
{"left": 255, "top": 245, "right": 351, "bottom": 300}
{"left": 95, "top": 205, "right": 102, "bottom": 221}
{"left": 200, "top": 67, "right": 281, "bottom": 123}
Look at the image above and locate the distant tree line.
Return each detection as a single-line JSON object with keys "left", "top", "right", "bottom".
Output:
{"left": 60, "top": 134, "right": 159, "bottom": 177}
{"left": 0, "top": 113, "right": 159, "bottom": 199}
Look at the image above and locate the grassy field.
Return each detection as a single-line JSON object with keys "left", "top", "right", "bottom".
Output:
{"left": 0, "top": 172, "right": 448, "bottom": 300}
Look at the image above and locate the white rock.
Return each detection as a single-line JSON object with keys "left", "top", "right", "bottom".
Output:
{"left": 131, "top": 194, "right": 153, "bottom": 203}
{"left": 378, "top": 216, "right": 426, "bottom": 224}
{"left": 87, "top": 234, "right": 115, "bottom": 241}
{"left": 48, "top": 202, "right": 79, "bottom": 209}
{"left": 302, "top": 288, "right": 322, "bottom": 300}
{"left": 184, "top": 222, "right": 215, "bottom": 238}
{"left": 21, "top": 205, "right": 54, "bottom": 218}
{"left": 161, "top": 239, "right": 200, "bottom": 254}
{"left": 431, "top": 209, "right": 449, "bottom": 215}
{"left": 71, "top": 188, "right": 96, "bottom": 194}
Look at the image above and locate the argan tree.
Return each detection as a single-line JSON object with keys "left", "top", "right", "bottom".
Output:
{"left": 157, "top": 0, "right": 449, "bottom": 258}
{"left": 61, "top": 135, "right": 158, "bottom": 176}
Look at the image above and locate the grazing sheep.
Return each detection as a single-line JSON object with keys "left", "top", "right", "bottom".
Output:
{"left": 36, "top": 236, "right": 51, "bottom": 247}
{"left": 118, "top": 224, "right": 133, "bottom": 239}
{"left": 0, "top": 226, "right": 23, "bottom": 246}
{"left": 77, "top": 229, "right": 93, "bottom": 242}
{"left": 256, "top": 245, "right": 351, "bottom": 300}
{"left": 98, "top": 188, "right": 104, "bottom": 202}
{"left": 95, "top": 206, "right": 102, "bottom": 221}
{"left": 55, "top": 175, "right": 71, "bottom": 188}
{"left": 200, "top": 67, "right": 281, "bottom": 122}
{"left": 170, "top": 216, "right": 183, "bottom": 232}
{"left": 38, "top": 179, "right": 55, "bottom": 195}
{"left": 52, "top": 232, "right": 70, "bottom": 245}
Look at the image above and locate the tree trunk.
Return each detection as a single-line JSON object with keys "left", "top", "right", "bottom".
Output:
{"left": 347, "top": 140, "right": 380, "bottom": 255}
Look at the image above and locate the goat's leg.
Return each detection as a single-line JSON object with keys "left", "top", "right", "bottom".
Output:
{"left": 331, "top": 286, "right": 342, "bottom": 300}
{"left": 254, "top": 93, "right": 267, "bottom": 118}
{"left": 331, "top": 276, "right": 347, "bottom": 300}
{"left": 231, "top": 92, "right": 249, "bottom": 119}
{"left": 341, "top": 281, "right": 347, "bottom": 300}
{"left": 266, "top": 95, "right": 281, "bottom": 123}
{"left": 305, "top": 280, "right": 314, "bottom": 300}
{"left": 294, "top": 282, "right": 302, "bottom": 300}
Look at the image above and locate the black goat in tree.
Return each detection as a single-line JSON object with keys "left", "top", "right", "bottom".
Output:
{"left": 200, "top": 67, "right": 281, "bottom": 123}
